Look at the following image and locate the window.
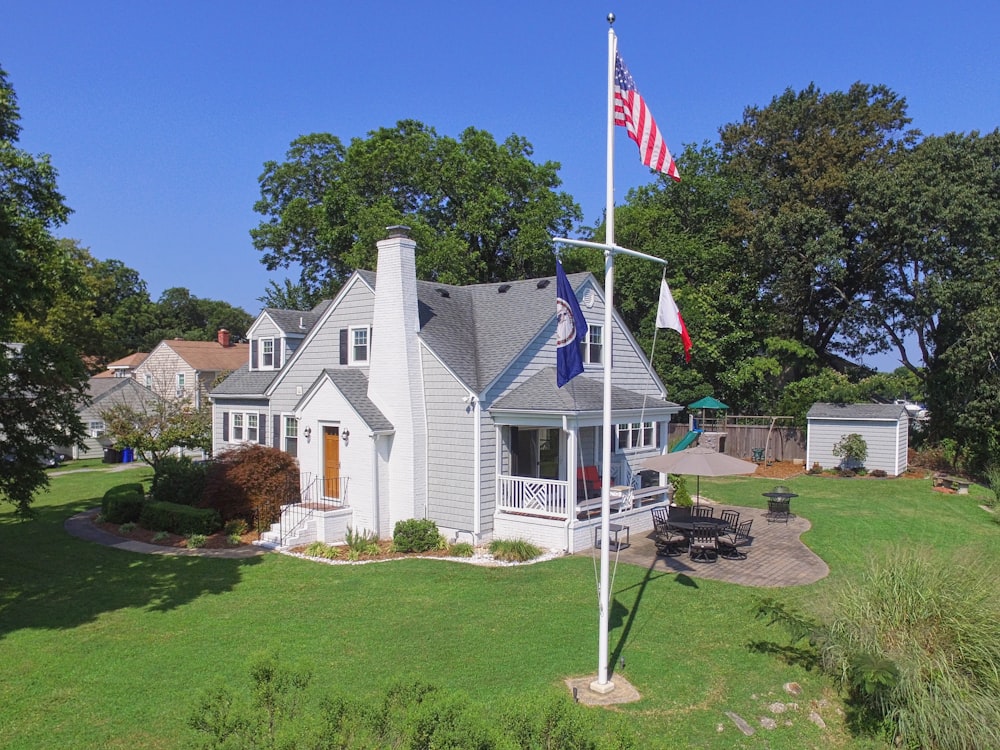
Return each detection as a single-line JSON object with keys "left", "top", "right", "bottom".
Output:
{"left": 284, "top": 416, "right": 298, "bottom": 457}
{"left": 581, "top": 324, "right": 603, "bottom": 364}
{"left": 230, "top": 412, "right": 261, "bottom": 443}
{"left": 144, "top": 373, "right": 152, "bottom": 389}
{"left": 176, "top": 373, "right": 186, "bottom": 396}
{"left": 616, "top": 421, "right": 656, "bottom": 451}
{"left": 89, "top": 421, "right": 105, "bottom": 439}
{"left": 232, "top": 413, "right": 244, "bottom": 441}
{"left": 349, "top": 326, "right": 370, "bottom": 365}
{"left": 260, "top": 338, "right": 274, "bottom": 369}
{"left": 246, "top": 413, "right": 258, "bottom": 443}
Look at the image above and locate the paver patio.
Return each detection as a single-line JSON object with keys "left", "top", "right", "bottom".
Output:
{"left": 592, "top": 502, "right": 828, "bottom": 587}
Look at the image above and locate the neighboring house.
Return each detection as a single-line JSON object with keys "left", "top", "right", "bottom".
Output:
{"left": 93, "top": 352, "right": 149, "bottom": 379}
{"left": 70, "top": 376, "right": 162, "bottom": 459}
{"left": 806, "top": 402, "right": 909, "bottom": 476}
{"left": 210, "top": 226, "right": 682, "bottom": 552}
{"left": 135, "top": 331, "right": 248, "bottom": 410}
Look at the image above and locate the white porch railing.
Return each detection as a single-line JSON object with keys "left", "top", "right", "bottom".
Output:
{"left": 496, "top": 475, "right": 570, "bottom": 518}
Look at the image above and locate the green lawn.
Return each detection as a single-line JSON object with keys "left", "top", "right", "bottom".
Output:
{"left": 0, "top": 467, "right": 995, "bottom": 748}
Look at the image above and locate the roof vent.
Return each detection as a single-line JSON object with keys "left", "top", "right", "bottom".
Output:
{"left": 498, "top": 284, "right": 511, "bottom": 293}
{"left": 536, "top": 279, "right": 551, "bottom": 289}
{"left": 436, "top": 288, "right": 450, "bottom": 298}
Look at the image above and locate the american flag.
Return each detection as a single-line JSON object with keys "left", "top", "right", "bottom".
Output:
{"left": 614, "top": 51, "right": 680, "bottom": 182}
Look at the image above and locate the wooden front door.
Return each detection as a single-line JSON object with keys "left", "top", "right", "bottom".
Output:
{"left": 323, "top": 426, "right": 340, "bottom": 499}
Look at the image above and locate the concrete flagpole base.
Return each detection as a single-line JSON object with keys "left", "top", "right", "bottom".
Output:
{"left": 566, "top": 675, "right": 641, "bottom": 705}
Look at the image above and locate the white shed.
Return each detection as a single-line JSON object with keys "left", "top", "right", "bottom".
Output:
{"left": 806, "top": 403, "right": 909, "bottom": 476}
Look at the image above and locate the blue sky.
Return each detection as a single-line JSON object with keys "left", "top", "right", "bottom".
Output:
{"left": 4, "top": 1, "right": 998, "bottom": 369}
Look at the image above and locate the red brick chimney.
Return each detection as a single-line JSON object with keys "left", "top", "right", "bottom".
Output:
{"left": 218, "top": 329, "right": 231, "bottom": 347}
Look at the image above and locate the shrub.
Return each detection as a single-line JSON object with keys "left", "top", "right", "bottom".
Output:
{"left": 140, "top": 500, "right": 221, "bottom": 536}
{"left": 670, "top": 474, "right": 692, "bottom": 507}
{"left": 833, "top": 433, "right": 868, "bottom": 470}
{"left": 151, "top": 455, "right": 209, "bottom": 506}
{"left": 449, "top": 542, "right": 475, "bottom": 557}
{"left": 808, "top": 462, "right": 824, "bottom": 475}
{"left": 345, "top": 526, "right": 380, "bottom": 559}
{"left": 870, "top": 469, "right": 887, "bottom": 478}
{"left": 985, "top": 464, "right": 1000, "bottom": 509}
{"left": 201, "top": 444, "right": 299, "bottom": 529}
{"left": 101, "top": 483, "right": 146, "bottom": 524}
{"left": 392, "top": 518, "right": 444, "bottom": 553}
{"left": 118, "top": 522, "right": 136, "bottom": 534}
{"left": 488, "top": 538, "right": 542, "bottom": 562}
{"left": 303, "top": 541, "right": 341, "bottom": 559}
{"left": 185, "top": 533, "right": 207, "bottom": 549}
{"left": 224, "top": 518, "right": 248, "bottom": 537}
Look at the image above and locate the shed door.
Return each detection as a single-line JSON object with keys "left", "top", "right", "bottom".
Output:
{"left": 323, "top": 426, "right": 340, "bottom": 499}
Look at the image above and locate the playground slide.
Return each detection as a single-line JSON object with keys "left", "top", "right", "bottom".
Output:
{"left": 670, "top": 429, "right": 702, "bottom": 452}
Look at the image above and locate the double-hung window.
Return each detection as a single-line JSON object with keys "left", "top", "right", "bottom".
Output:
{"left": 616, "top": 421, "right": 656, "bottom": 451}
{"left": 581, "top": 324, "right": 603, "bottom": 364}
{"left": 260, "top": 338, "right": 275, "bottom": 369}
{"left": 232, "top": 413, "right": 244, "bottom": 441}
{"left": 349, "top": 326, "right": 370, "bottom": 365}
{"left": 89, "top": 421, "right": 106, "bottom": 439}
{"left": 176, "top": 373, "right": 186, "bottom": 397}
{"left": 246, "top": 413, "right": 259, "bottom": 442}
{"left": 284, "top": 416, "right": 298, "bottom": 457}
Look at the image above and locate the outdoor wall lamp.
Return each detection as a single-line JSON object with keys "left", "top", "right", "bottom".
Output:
{"left": 342, "top": 429, "right": 350, "bottom": 444}
{"left": 303, "top": 426, "right": 311, "bottom": 440}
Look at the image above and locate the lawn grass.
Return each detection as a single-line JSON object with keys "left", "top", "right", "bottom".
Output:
{"left": 1, "top": 467, "right": 996, "bottom": 748}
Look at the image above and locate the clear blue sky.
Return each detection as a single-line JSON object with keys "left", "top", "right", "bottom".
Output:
{"left": 4, "top": 1, "right": 998, "bottom": 368}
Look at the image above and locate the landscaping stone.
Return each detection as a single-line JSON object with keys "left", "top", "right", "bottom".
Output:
{"left": 724, "top": 711, "right": 754, "bottom": 736}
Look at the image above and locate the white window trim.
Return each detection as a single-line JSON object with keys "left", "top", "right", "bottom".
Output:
{"left": 616, "top": 421, "right": 656, "bottom": 452}
{"left": 259, "top": 337, "right": 275, "bottom": 370}
{"left": 348, "top": 325, "right": 371, "bottom": 366}
{"left": 230, "top": 411, "right": 260, "bottom": 444}
{"left": 283, "top": 415, "right": 299, "bottom": 455}
{"left": 89, "top": 421, "right": 106, "bottom": 439}
{"left": 582, "top": 324, "right": 603, "bottom": 365}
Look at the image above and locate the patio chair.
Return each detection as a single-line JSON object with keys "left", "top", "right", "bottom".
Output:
{"left": 720, "top": 509, "right": 740, "bottom": 529}
{"left": 577, "top": 465, "right": 602, "bottom": 499}
{"left": 650, "top": 506, "right": 669, "bottom": 533}
{"left": 692, "top": 505, "right": 715, "bottom": 518}
{"left": 719, "top": 519, "right": 753, "bottom": 560}
{"left": 654, "top": 523, "right": 687, "bottom": 556}
{"left": 689, "top": 523, "right": 719, "bottom": 563}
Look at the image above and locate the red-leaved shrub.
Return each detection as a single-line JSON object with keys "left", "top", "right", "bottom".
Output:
{"left": 201, "top": 444, "right": 299, "bottom": 530}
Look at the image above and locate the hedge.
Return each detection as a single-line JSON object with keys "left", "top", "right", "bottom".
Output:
{"left": 101, "top": 483, "right": 146, "bottom": 524}
{"left": 139, "top": 500, "right": 221, "bottom": 536}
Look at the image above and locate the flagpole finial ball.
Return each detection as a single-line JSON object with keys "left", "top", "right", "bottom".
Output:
{"left": 607, "top": 12, "right": 615, "bottom": 25}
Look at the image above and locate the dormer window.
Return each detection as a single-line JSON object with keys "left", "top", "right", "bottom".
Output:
{"left": 349, "top": 326, "right": 370, "bottom": 365}
{"left": 260, "top": 338, "right": 275, "bottom": 369}
{"left": 581, "top": 324, "right": 603, "bottom": 364}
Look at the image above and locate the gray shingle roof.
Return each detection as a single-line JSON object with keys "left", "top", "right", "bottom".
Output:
{"left": 263, "top": 299, "right": 334, "bottom": 335}
{"left": 807, "top": 402, "right": 908, "bottom": 420}
{"left": 210, "top": 364, "right": 279, "bottom": 397}
{"left": 321, "top": 369, "right": 393, "bottom": 432}
{"left": 491, "top": 367, "right": 678, "bottom": 414}
{"left": 414, "top": 272, "right": 592, "bottom": 392}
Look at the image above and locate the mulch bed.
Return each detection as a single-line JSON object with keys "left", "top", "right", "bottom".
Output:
{"left": 93, "top": 519, "right": 259, "bottom": 550}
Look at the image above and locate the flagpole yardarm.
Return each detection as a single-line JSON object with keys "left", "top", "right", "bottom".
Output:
{"left": 552, "top": 237, "right": 668, "bottom": 267}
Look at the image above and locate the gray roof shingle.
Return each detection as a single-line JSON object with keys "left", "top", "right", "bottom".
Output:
{"left": 807, "top": 402, "right": 908, "bottom": 420}
{"left": 321, "top": 368, "right": 393, "bottom": 432}
{"left": 491, "top": 367, "right": 678, "bottom": 414}
{"left": 210, "top": 364, "right": 278, "bottom": 397}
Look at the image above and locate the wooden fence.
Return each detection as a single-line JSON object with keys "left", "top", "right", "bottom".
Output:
{"left": 667, "top": 416, "right": 806, "bottom": 463}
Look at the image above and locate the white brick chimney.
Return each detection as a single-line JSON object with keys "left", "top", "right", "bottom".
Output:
{"left": 367, "top": 225, "right": 426, "bottom": 524}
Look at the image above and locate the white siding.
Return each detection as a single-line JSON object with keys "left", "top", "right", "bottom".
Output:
{"left": 806, "top": 417, "right": 908, "bottom": 475}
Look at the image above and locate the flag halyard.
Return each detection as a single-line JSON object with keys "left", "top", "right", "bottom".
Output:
{"left": 614, "top": 51, "right": 680, "bottom": 182}
{"left": 555, "top": 260, "right": 587, "bottom": 387}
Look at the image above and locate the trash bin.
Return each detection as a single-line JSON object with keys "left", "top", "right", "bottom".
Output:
{"left": 103, "top": 447, "right": 122, "bottom": 464}
{"left": 121, "top": 448, "right": 133, "bottom": 463}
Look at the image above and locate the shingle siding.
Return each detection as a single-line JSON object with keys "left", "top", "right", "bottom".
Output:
{"left": 806, "top": 403, "right": 909, "bottom": 475}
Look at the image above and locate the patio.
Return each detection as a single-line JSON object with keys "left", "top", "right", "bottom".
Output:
{"left": 589, "top": 502, "right": 829, "bottom": 587}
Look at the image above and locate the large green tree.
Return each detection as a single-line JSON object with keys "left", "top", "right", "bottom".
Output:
{"left": 141, "top": 287, "right": 252, "bottom": 350}
{"left": 0, "top": 66, "right": 88, "bottom": 516}
{"left": 719, "top": 82, "right": 919, "bottom": 370}
{"left": 252, "top": 120, "right": 582, "bottom": 296}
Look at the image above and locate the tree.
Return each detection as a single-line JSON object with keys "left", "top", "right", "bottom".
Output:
{"left": 100, "top": 394, "right": 210, "bottom": 488}
{"left": 252, "top": 121, "right": 582, "bottom": 297}
{"left": 257, "top": 278, "right": 319, "bottom": 311}
{"left": 141, "top": 287, "right": 252, "bottom": 350}
{"left": 719, "top": 83, "right": 919, "bottom": 372}
{"left": 0, "top": 66, "right": 89, "bottom": 517}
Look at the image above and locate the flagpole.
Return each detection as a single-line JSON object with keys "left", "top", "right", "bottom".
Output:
{"left": 588, "top": 15, "right": 619, "bottom": 694}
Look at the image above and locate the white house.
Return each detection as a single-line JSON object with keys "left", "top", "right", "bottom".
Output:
{"left": 806, "top": 402, "right": 909, "bottom": 476}
{"left": 210, "top": 226, "right": 682, "bottom": 552}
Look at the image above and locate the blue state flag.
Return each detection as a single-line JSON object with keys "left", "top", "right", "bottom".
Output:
{"left": 555, "top": 260, "right": 587, "bottom": 387}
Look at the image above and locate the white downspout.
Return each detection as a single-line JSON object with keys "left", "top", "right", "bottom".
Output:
{"left": 371, "top": 434, "right": 380, "bottom": 538}
{"left": 472, "top": 396, "right": 482, "bottom": 538}
{"left": 563, "top": 414, "right": 575, "bottom": 553}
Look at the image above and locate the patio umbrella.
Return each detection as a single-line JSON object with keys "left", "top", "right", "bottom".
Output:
{"left": 641, "top": 444, "right": 757, "bottom": 505}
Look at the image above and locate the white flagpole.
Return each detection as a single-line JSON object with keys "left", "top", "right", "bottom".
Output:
{"left": 590, "top": 15, "right": 618, "bottom": 694}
